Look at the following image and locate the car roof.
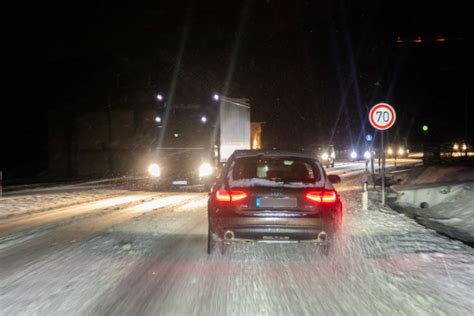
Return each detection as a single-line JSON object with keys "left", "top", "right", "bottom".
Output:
{"left": 233, "top": 149, "right": 317, "bottom": 160}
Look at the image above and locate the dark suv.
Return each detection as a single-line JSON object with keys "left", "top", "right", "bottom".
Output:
{"left": 207, "top": 150, "right": 343, "bottom": 255}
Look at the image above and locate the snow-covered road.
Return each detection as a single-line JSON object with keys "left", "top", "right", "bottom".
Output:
{"left": 0, "top": 163, "right": 472, "bottom": 315}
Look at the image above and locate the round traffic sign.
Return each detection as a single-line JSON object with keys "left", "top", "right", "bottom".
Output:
{"left": 369, "top": 103, "right": 396, "bottom": 130}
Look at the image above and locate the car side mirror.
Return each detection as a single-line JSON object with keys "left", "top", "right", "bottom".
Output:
{"left": 327, "top": 174, "right": 341, "bottom": 184}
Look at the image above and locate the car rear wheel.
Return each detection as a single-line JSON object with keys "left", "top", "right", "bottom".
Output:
{"left": 207, "top": 226, "right": 216, "bottom": 254}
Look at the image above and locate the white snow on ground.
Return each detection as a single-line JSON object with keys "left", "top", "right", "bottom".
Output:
{"left": 0, "top": 175, "right": 473, "bottom": 315}
{"left": 0, "top": 189, "right": 130, "bottom": 219}
{"left": 401, "top": 166, "right": 474, "bottom": 185}
{"left": 390, "top": 166, "right": 474, "bottom": 243}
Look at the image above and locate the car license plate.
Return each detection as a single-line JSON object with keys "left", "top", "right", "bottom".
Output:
{"left": 172, "top": 180, "right": 188, "bottom": 185}
{"left": 256, "top": 197, "right": 297, "bottom": 208}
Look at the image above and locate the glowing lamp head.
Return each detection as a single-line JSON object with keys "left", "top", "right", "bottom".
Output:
{"left": 147, "top": 163, "right": 161, "bottom": 177}
{"left": 198, "top": 162, "right": 213, "bottom": 177}
{"left": 364, "top": 151, "right": 371, "bottom": 160}
{"left": 350, "top": 151, "right": 358, "bottom": 159}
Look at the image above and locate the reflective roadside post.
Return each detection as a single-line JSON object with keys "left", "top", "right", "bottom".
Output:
{"left": 362, "top": 173, "right": 368, "bottom": 211}
{"left": 369, "top": 103, "right": 396, "bottom": 206}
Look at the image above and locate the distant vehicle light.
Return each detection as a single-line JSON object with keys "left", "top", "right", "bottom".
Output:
{"left": 453, "top": 143, "right": 459, "bottom": 151}
{"left": 174, "top": 133, "right": 179, "bottom": 137}
{"left": 201, "top": 116, "right": 207, "bottom": 123}
{"left": 155, "top": 116, "right": 161, "bottom": 123}
{"left": 148, "top": 163, "right": 161, "bottom": 177}
{"left": 350, "top": 151, "right": 358, "bottom": 159}
{"left": 387, "top": 147, "right": 393, "bottom": 155}
{"left": 213, "top": 94, "right": 219, "bottom": 101}
{"left": 398, "top": 148, "right": 404, "bottom": 156}
{"left": 321, "top": 152, "right": 329, "bottom": 160}
{"left": 156, "top": 94, "right": 163, "bottom": 101}
{"left": 364, "top": 151, "right": 371, "bottom": 160}
{"left": 199, "top": 162, "right": 213, "bottom": 177}
{"left": 462, "top": 144, "right": 467, "bottom": 151}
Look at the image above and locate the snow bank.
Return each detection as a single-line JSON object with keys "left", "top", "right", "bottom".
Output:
{"left": 0, "top": 189, "right": 127, "bottom": 218}
{"left": 389, "top": 181, "right": 474, "bottom": 243}
{"left": 395, "top": 165, "right": 474, "bottom": 185}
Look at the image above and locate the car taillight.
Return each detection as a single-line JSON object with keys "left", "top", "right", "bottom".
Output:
{"left": 215, "top": 189, "right": 248, "bottom": 203}
{"left": 305, "top": 190, "right": 337, "bottom": 203}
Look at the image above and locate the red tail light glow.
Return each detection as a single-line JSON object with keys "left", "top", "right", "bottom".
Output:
{"left": 305, "top": 190, "right": 337, "bottom": 203}
{"left": 216, "top": 189, "right": 231, "bottom": 202}
{"left": 215, "top": 189, "right": 248, "bottom": 203}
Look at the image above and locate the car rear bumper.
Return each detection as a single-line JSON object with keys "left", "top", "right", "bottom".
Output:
{"left": 210, "top": 214, "right": 334, "bottom": 241}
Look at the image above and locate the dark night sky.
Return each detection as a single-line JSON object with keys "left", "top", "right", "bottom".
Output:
{"left": 3, "top": 0, "right": 473, "bottom": 177}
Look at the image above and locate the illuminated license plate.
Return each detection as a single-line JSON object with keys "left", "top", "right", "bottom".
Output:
{"left": 172, "top": 180, "right": 188, "bottom": 185}
{"left": 256, "top": 197, "right": 297, "bottom": 208}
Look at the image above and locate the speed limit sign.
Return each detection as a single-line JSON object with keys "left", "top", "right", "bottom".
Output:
{"left": 369, "top": 103, "right": 396, "bottom": 130}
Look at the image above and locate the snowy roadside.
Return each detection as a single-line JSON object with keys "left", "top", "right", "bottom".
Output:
{"left": 0, "top": 189, "right": 130, "bottom": 219}
{"left": 388, "top": 166, "right": 474, "bottom": 244}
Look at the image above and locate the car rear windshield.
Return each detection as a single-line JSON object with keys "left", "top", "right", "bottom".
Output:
{"left": 231, "top": 157, "right": 320, "bottom": 183}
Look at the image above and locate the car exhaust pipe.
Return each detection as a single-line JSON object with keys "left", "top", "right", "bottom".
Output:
{"left": 317, "top": 231, "right": 327, "bottom": 242}
{"left": 224, "top": 230, "right": 235, "bottom": 241}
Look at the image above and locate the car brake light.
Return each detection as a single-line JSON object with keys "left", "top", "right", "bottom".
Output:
{"left": 305, "top": 190, "right": 337, "bottom": 203}
{"left": 215, "top": 189, "right": 247, "bottom": 203}
{"left": 216, "top": 189, "right": 231, "bottom": 202}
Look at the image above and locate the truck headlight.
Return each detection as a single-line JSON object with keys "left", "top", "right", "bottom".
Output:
{"left": 350, "top": 151, "right": 358, "bottom": 159}
{"left": 199, "top": 162, "right": 213, "bottom": 177}
{"left": 364, "top": 151, "right": 371, "bottom": 160}
{"left": 148, "top": 163, "right": 161, "bottom": 177}
{"left": 321, "top": 152, "right": 329, "bottom": 160}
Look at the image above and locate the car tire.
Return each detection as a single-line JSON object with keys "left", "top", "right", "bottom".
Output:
{"left": 207, "top": 226, "right": 217, "bottom": 254}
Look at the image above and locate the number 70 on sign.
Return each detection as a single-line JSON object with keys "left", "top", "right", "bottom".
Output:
{"left": 369, "top": 103, "right": 396, "bottom": 130}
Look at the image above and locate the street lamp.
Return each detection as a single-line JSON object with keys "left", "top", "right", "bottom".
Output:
{"left": 156, "top": 94, "right": 163, "bottom": 101}
{"left": 201, "top": 116, "right": 207, "bottom": 123}
{"left": 213, "top": 94, "right": 219, "bottom": 101}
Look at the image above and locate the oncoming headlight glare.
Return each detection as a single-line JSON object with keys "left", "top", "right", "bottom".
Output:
{"left": 364, "top": 151, "right": 371, "bottom": 160}
{"left": 350, "top": 151, "right": 358, "bottom": 159}
{"left": 199, "top": 162, "right": 213, "bottom": 177}
{"left": 148, "top": 163, "right": 161, "bottom": 177}
{"left": 321, "top": 152, "right": 329, "bottom": 160}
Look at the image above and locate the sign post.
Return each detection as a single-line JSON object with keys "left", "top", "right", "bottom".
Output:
{"left": 369, "top": 103, "right": 396, "bottom": 206}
